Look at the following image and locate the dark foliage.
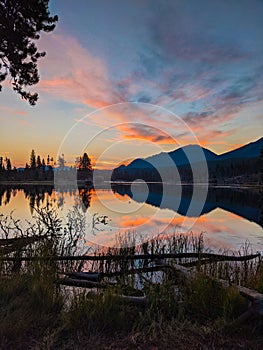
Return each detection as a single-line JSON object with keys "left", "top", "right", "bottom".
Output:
{"left": 111, "top": 157, "right": 261, "bottom": 185}
{"left": 0, "top": 0, "right": 58, "bottom": 105}
{"left": 77, "top": 153, "right": 93, "bottom": 181}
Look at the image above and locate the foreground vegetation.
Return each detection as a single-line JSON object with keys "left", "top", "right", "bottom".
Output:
{"left": 0, "top": 207, "right": 263, "bottom": 349}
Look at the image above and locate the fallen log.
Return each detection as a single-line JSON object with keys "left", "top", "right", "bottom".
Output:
{"left": 57, "top": 278, "right": 147, "bottom": 305}
{"left": 1, "top": 252, "right": 260, "bottom": 262}
{"left": 171, "top": 263, "right": 263, "bottom": 318}
{"left": 0, "top": 236, "right": 46, "bottom": 255}
{"left": 237, "top": 285, "right": 263, "bottom": 316}
{"left": 0, "top": 236, "right": 46, "bottom": 246}
{"left": 58, "top": 263, "right": 263, "bottom": 314}
{"left": 57, "top": 277, "right": 110, "bottom": 289}
{"left": 119, "top": 294, "right": 147, "bottom": 305}
{"left": 62, "top": 265, "right": 172, "bottom": 281}
{"left": 63, "top": 271, "right": 100, "bottom": 281}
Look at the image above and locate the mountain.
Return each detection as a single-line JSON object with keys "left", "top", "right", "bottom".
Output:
{"left": 126, "top": 158, "right": 155, "bottom": 169}
{"left": 151, "top": 144, "right": 218, "bottom": 167}
{"left": 117, "top": 145, "right": 218, "bottom": 171}
{"left": 112, "top": 137, "right": 263, "bottom": 183}
{"left": 218, "top": 137, "right": 263, "bottom": 160}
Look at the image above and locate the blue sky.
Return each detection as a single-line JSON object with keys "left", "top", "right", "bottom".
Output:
{"left": 0, "top": 0, "right": 262, "bottom": 168}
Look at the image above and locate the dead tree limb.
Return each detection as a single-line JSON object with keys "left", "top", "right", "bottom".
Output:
{"left": 1, "top": 252, "right": 260, "bottom": 262}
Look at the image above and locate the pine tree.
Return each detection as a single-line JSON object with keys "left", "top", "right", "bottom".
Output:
{"left": 78, "top": 152, "right": 92, "bottom": 170}
{"left": 30, "top": 149, "right": 36, "bottom": 169}
{"left": 37, "top": 155, "right": 41, "bottom": 168}
{"left": 5, "top": 157, "right": 11, "bottom": 171}
{"left": 0, "top": 156, "right": 4, "bottom": 171}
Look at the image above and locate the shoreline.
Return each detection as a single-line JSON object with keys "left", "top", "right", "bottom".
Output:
{"left": 0, "top": 180, "right": 261, "bottom": 189}
{"left": 0, "top": 180, "right": 90, "bottom": 186}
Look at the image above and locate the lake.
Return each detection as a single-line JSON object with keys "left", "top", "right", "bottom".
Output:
{"left": 0, "top": 183, "right": 262, "bottom": 252}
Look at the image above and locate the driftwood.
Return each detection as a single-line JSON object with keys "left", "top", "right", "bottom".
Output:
{"left": 64, "top": 271, "right": 100, "bottom": 281}
{"left": 0, "top": 236, "right": 45, "bottom": 255}
{"left": 64, "top": 286, "right": 147, "bottom": 306}
{"left": 237, "top": 285, "right": 263, "bottom": 316}
{"left": 1, "top": 252, "right": 260, "bottom": 262}
{"left": 59, "top": 265, "right": 171, "bottom": 291}
{"left": 57, "top": 260, "right": 263, "bottom": 314}
{"left": 220, "top": 283, "right": 263, "bottom": 326}
{"left": 57, "top": 277, "right": 147, "bottom": 305}
{"left": 0, "top": 236, "right": 45, "bottom": 246}
{"left": 57, "top": 277, "right": 115, "bottom": 289}
{"left": 119, "top": 294, "right": 147, "bottom": 305}
{"left": 171, "top": 263, "right": 263, "bottom": 318}
{"left": 62, "top": 265, "right": 172, "bottom": 281}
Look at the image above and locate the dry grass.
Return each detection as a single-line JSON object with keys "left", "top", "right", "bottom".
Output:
{"left": 0, "top": 208, "right": 263, "bottom": 349}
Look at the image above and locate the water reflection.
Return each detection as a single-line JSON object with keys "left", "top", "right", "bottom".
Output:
{"left": 0, "top": 183, "right": 262, "bottom": 250}
{"left": 112, "top": 184, "right": 263, "bottom": 226}
{"left": 0, "top": 184, "right": 262, "bottom": 225}
{"left": 0, "top": 184, "right": 92, "bottom": 214}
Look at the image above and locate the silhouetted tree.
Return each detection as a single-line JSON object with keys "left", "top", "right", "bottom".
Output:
{"left": 5, "top": 157, "right": 11, "bottom": 171}
{"left": 0, "top": 0, "right": 58, "bottom": 105}
{"left": 30, "top": 149, "right": 36, "bottom": 169}
{"left": 76, "top": 152, "right": 93, "bottom": 181}
{"left": 37, "top": 155, "right": 41, "bottom": 169}
{"left": 42, "top": 158, "right": 46, "bottom": 170}
{"left": 0, "top": 156, "right": 4, "bottom": 171}
{"left": 78, "top": 152, "right": 92, "bottom": 170}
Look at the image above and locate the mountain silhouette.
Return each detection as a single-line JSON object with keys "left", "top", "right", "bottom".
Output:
{"left": 112, "top": 137, "right": 263, "bottom": 183}
{"left": 150, "top": 144, "right": 218, "bottom": 167}
{"left": 218, "top": 137, "right": 263, "bottom": 160}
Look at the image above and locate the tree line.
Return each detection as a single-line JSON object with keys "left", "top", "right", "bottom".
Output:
{"left": 0, "top": 150, "right": 92, "bottom": 182}
{"left": 111, "top": 157, "right": 262, "bottom": 185}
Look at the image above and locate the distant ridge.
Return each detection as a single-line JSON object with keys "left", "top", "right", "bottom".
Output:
{"left": 148, "top": 144, "right": 218, "bottom": 167}
{"left": 218, "top": 137, "right": 263, "bottom": 160}
{"left": 115, "top": 137, "right": 263, "bottom": 169}
{"left": 112, "top": 137, "right": 263, "bottom": 183}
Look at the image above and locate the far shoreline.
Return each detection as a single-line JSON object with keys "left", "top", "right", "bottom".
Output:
{"left": 0, "top": 180, "right": 261, "bottom": 190}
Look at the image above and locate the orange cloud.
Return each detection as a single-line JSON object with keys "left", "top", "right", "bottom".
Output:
{"left": 120, "top": 216, "right": 149, "bottom": 227}
{"left": 36, "top": 33, "right": 255, "bottom": 159}
{"left": 196, "top": 130, "right": 234, "bottom": 149}
{"left": 38, "top": 33, "right": 121, "bottom": 109}
{"left": 117, "top": 123, "right": 177, "bottom": 144}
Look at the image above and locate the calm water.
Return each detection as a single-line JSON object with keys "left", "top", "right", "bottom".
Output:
{"left": 0, "top": 183, "right": 262, "bottom": 251}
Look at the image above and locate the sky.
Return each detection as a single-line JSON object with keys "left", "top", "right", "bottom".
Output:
{"left": 0, "top": 0, "right": 263, "bottom": 169}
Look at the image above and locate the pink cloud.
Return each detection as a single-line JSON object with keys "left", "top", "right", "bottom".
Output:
{"left": 0, "top": 106, "right": 29, "bottom": 118}
{"left": 35, "top": 32, "right": 259, "bottom": 155}
{"left": 14, "top": 110, "right": 28, "bottom": 116}
{"left": 38, "top": 33, "right": 121, "bottom": 108}
{"left": 117, "top": 123, "right": 177, "bottom": 144}
{"left": 19, "top": 119, "right": 33, "bottom": 127}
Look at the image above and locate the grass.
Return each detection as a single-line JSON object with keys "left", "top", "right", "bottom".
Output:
{"left": 0, "top": 273, "right": 63, "bottom": 349}
{"left": 0, "top": 208, "right": 263, "bottom": 349}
